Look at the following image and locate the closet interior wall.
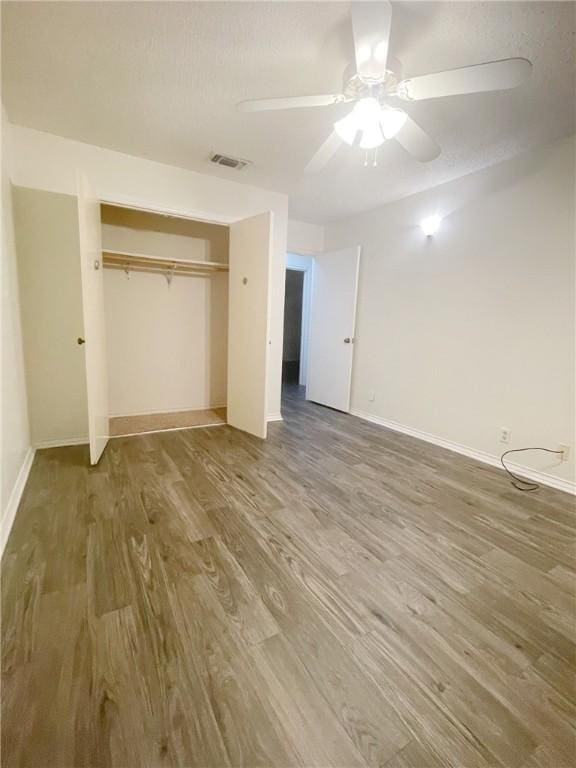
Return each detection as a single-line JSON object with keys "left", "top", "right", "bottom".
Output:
{"left": 100, "top": 205, "right": 229, "bottom": 436}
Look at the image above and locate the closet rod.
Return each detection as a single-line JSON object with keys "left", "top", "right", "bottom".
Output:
{"left": 102, "top": 249, "right": 229, "bottom": 275}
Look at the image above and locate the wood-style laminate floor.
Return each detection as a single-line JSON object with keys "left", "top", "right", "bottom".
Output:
{"left": 2, "top": 387, "right": 575, "bottom": 768}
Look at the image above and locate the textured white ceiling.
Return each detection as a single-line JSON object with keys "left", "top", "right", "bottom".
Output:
{"left": 2, "top": 1, "right": 575, "bottom": 223}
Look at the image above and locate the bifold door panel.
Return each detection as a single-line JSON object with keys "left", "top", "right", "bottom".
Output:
{"left": 227, "top": 212, "right": 273, "bottom": 439}
{"left": 77, "top": 174, "right": 109, "bottom": 464}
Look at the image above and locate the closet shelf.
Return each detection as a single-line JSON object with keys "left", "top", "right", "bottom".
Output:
{"left": 102, "top": 249, "right": 229, "bottom": 275}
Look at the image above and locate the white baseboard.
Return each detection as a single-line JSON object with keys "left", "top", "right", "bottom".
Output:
{"left": 108, "top": 403, "right": 227, "bottom": 418}
{"left": 350, "top": 409, "right": 575, "bottom": 496}
{"left": 34, "top": 436, "right": 88, "bottom": 449}
{"left": 268, "top": 412, "right": 283, "bottom": 422}
{"left": 1, "top": 447, "right": 35, "bottom": 557}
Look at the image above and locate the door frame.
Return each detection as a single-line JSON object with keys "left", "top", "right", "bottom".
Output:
{"left": 285, "top": 253, "right": 314, "bottom": 387}
{"left": 85, "top": 184, "right": 273, "bottom": 440}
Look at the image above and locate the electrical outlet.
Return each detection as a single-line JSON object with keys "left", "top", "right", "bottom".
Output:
{"left": 500, "top": 427, "right": 511, "bottom": 444}
{"left": 558, "top": 443, "right": 570, "bottom": 462}
{"left": 368, "top": 390, "right": 376, "bottom": 402}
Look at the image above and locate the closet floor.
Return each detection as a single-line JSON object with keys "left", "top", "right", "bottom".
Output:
{"left": 109, "top": 407, "right": 226, "bottom": 436}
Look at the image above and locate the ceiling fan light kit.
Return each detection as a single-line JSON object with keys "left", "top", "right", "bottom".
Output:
{"left": 334, "top": 97, "right": 407, "bottom": 149}
{"left": 237, "top": 2, "right": 532, "bottom": 173}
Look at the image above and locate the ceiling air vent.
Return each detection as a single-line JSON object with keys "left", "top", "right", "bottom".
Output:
{"left": 209, "top": 153, "right": 251, "bottom": 171}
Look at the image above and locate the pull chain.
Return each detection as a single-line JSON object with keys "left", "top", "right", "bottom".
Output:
{"left": 362, "top": 148, "right": 380, "bottom": 167}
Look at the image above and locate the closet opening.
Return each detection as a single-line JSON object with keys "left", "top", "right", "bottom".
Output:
{"left": 100, "top": 203, "right": 230, "bottom": 438}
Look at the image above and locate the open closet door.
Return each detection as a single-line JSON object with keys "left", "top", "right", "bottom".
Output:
{"left": 77, "top": 174, "right": 109, "bottom": 464}
{"left": 307, "top": 246, "right": 361, "bottom": 412}
{"left": 228, "top": 212, "right": 273, "bottom": 439}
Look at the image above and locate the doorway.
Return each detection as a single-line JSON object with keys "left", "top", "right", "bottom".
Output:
{"left": 281, "top": 246, "right": 360, "bottom": 412}
{"left": 282, "top": 253, "right": 314, "bottom": 391}
{"left": 282, "top": 269, "right": 305, "bottom": 384}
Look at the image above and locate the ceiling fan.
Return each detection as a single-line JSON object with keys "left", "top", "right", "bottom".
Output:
{"left": 237, "top": 2, "right": 532, "bottom": 172}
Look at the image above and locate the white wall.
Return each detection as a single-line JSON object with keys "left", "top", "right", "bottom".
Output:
{"left": 103, "top": 223, "right": 228, "bottom": 416}
{"left": 10, "top": 123, "right": 288, "bottom": 418}
{"left": 325, "top": 135, "right": 575, "bottom": 488}
{"left": 102, "top": 224, "right": 212, "bottom": 262}
{"left": 1, "top": 113, "right": 31, "bottom": 550}
{"left": 287, "top": 218, "right": 324, "bottom": 255}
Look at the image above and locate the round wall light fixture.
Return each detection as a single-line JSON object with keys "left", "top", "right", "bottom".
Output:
{"left": 420, "top": 215, "right": 442, "bottom": 236}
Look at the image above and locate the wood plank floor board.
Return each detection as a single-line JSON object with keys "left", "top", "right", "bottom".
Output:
{"left": 280, "top": 619, "right": 412, "bottom": 767}
{"left": 204, "top": 499, "right": 411, "bottom": 768}
{"left": 263, "top": 504, "right": 352, "bottom": 578}
{"left": 171, "top": 575, "right": 302, "bottom": 768}
{"left": 357, "top": 611, "right": 537, "bottom": 767}
{"left": 158, "top": 431, "right": 229, "bottom": 514}
{"left": 255, "top": 514, "right": 369, "bottom": 639}
{"left": 533, "top": 651, "right": 576, "bottom": 704}
{"left": 2, "top": 386, "right": 575, "bottom": 767}
{"left": 187, "top": 536, "right": 280, "bottom": 645}
{"left": 249, "top": 633, "right": 369, "bottom": 768}
{"left": 344, "top": 577, "right": 550, "bottom": 765}
{"left": 382, "top": 739, "right": 447, "bottom": 768}
{"left": 351, "top": 631, "right": 499, "bottom": 768}
{"left": 99, "top": 440, "right": 151, "bottom": 535}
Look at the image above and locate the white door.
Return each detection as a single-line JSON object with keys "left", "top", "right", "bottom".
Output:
{"left": 77, "top": 174, "right": 109, "bottom": 464}
{"left": 227, "top": 212, "right": 273, "bottom": 439}
{"left": 307, "top": 246, "right": 361, "bottom": 412}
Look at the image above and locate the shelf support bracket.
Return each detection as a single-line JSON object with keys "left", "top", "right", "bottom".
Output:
{"left": 165, "top": 263, "right": 176, "bottom": 286}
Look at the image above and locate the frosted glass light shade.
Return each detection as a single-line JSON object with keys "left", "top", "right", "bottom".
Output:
{"left": 380, "top": 108, "right": 407, "bottom": 139}
{"left": 359, "top": 122, "right": 384, "bottom": 149}
{"left": 353, "top": 97, "right": 381, "bottom": 126}
{"left": 335, "top": 111, "right": 360, "bottom": 145}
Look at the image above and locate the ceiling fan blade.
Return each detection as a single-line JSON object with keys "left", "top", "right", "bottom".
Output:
{"left": 305, "top": 131, "right": 343, "bottom": 174}
{"left": 397, "top": 58, "right": 532, "bottom": 101}
{"left": 237, "top": 94, "right": 343, "bottom": 112}
{"left": 395, "top": 116, "right": 440, "bottom": 162}
{"left": 351, "top": 1, "right": 392, "bottom": 82}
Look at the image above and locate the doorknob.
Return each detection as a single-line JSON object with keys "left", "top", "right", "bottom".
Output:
{"left": 344, "top": 337, "right": 351, "bottom": 344}
{"left": 77, "top": 337, "right": 85, "bottom": 345}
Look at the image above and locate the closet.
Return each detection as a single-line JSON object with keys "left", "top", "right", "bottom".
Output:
{"left": 100, "top": 204, "right": 230, "bottom": 439}
{"left": 77, "top": 175, "right": 273, "bottom": 464}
